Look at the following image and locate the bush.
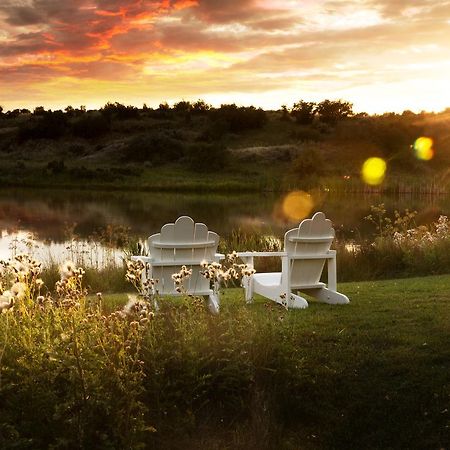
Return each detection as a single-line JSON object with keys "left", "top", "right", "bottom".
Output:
{"left": 123, "top": 132, "right": 184, "bottom": 164}
{"left": 185, "top": 143, "right": 229, "bottom": 172}
{"left": 101, "top": 102, "right": 140, "bottom": 121}
{"left": 18, "top": 110, "right": 67, "bottom": 141}
{"left": 0, "top": 256, "right": 149, "bottom": 449}
{"left": 316, "top": 99, "right": 353, "bottom": 124}
{"left": 290, "top": 148, "right": 326, "bottom": 176}
{"left": 72, "top": 113, "right": 110, "bottom": 139}
{"left": 209, "top": 104, "right": 267, "bottom": 134}
{"left": 291, "top": 100, "right": 316, "bottom": 125}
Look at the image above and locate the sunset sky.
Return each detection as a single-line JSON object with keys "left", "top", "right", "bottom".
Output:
{"left": 1, "top": 0, "right": 449, "bottom": 113}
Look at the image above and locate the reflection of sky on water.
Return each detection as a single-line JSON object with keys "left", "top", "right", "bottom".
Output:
{"left": 0, "top": 230, "right": 123, "bottom": 266}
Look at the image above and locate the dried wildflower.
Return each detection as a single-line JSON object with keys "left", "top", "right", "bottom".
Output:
{"left": 11, "top": 282, "right": 27, "bottom": 300}
{"left": 0, "top": 291, "right": 14, "bottom": 312}
{"left": 60, "top": 260, "right": 76, "bottom": 280}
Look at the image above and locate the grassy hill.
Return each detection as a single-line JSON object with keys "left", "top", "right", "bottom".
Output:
{"left": 1, "top": 103, "right": 449, "bottom": 192}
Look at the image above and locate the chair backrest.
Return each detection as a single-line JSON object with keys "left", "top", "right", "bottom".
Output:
{"left": 148, "top": 216, "right": 219, "bottom": 295}
{"left": 284, "top": 212, "right": 335, "bottom": 288}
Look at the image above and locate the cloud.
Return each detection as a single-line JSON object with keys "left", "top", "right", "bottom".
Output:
{"left": 0, "top": 0, "right": 449, "bottom": 112}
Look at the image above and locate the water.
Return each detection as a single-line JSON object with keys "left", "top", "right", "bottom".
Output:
{"left": 1, "top": 188, "right": 449, "bottom": 264}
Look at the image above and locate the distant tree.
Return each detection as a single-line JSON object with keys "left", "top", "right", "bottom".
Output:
{"left": 33, "top": 106, "right": 46, "bottom": 116}
{"left": 191, "top": 99, "right": 211, "bottom": 114}
{"left": 401, "top": 110, "right": 416, "bottom": 117}
{"left": 72, "top": 113, "right": 110, "bottom": 139}
{"left": 290, "top": 100, "right": 316, "bottom": 125}
{"left": 279, "top": 105, "right": 290, "bottom": 121}
{"left": 316, "top": 99, "right": 353, "bottom": 124}
{"left": 18, "top": 110, "right": 67, "bottom": 140}
{"left": 173, "top": 100, "right": 192, "bottom": 113}
{"left": 158, "top": 102, "right": 170, "bottom": 111}
{"left": 65, "top": 105, "right": 75, "bottom": 116}
{"left": 210, "top": 104, "right": 267, "bottom": 134}
{"left": 0, "top": 105, "right": 3, "bottom": 116}
{"left": 154, "top": 102, "right": 172, "bottom": 119}
{"left": 101, "top": 102, "right": 139, "bottom": 120}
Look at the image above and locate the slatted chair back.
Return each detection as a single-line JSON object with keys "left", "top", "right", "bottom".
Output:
{"left": 148, "top": 216, "right": 220, "bottom": 295}
{"left": 284, "top": 212, "right": 335, "bottom": 289}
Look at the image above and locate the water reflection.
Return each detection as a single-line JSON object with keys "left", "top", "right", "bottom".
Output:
{"left": 0, "top": 188, "right": 448, "bottom": 263}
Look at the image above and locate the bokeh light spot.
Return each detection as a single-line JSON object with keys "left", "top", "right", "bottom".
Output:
{"left": 413, "top": 137, "right": 434, "bottom": 161}
{"left": 361, "top": 157, "right": 386, "bottom": 186}
{"left": 282, "top": 190, "right": 314, "bottom": 221}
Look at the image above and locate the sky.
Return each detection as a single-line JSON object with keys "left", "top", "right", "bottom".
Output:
{"left": 0, "top": 0, "right": 449, "bottom": 113}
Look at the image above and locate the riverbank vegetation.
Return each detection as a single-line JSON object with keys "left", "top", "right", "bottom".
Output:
{"left": 0, "top": 203, "right": 442, "bottom": 296}
{"left": 1, "top": 101, "right": 449, "bottom": 193}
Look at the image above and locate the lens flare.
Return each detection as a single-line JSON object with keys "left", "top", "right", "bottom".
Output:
{"left": 282, "top": 190, "right": 314, "bottom": 221}
{"left": 361, "top": 157, "right": 386, "bottom": 186}
{"left": 413, "top": 137, "right": 434, "bottom": 161}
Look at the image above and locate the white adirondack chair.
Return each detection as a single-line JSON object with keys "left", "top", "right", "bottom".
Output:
{"left": 238, "top": 212, "right": 349, "bottom": 309}
{"left": 131, "top": 216, "right": 224, "bottom": 314}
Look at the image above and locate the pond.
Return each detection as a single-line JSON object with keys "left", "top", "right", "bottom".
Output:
{"left": 1, "top": 188, "right": 449, "bottom": 264}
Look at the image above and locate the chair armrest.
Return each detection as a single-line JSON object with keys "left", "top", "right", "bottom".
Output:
{"left": 131, "top": 256, "right": 153, "bottom": 263}
{"left": 236, "top": 251, "right": 287, "bottom": 258}
{"left": 236, "top": 251, "right": 287, "bottom": 269}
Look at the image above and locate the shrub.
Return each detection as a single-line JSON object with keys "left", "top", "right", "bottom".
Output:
{"left": 316, "top": 99, "right": 353, "bottom": 124}
{"left": 0, "top": 256, "right": 149, "bottom": 449}
{"left": 101, "top": 102, "right": 140, "bottom": 121}
{"left": 71, "top": 113, "right": 110, "bottom": 139}
{"left": 209, "top": 104, "right": 267, "bottom": 134}
{"left": 290, "top": 100, "right": 316, "bottom": 125}
{"left": 185, "top": 143, "right": 229, "bottom": 171}
{"left": 290, "top": 148, "right": 326, "bottom": 176}
{"left": 18, "top": 110, "right": 67, "bottom": 141}
{"left": 46, "top": 159, "right": 66, "bottom": 174}
{"left": 123, "top": 132, "right": 184, "bottom": 164}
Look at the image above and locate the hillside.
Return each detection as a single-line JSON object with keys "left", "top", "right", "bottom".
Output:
{"left": 0, "top": 103, "right": 449, "bottom": 193}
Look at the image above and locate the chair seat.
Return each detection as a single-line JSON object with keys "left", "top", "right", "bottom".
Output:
{"left": 253, "top": 272, "right": 326, "bottom": 289}
{"left": 253, "top": 272, "right": 281, "bottom": 287}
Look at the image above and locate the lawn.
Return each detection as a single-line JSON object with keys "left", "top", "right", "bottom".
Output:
{"left": 95, "top": 275, "right": 450, "bottom": 449}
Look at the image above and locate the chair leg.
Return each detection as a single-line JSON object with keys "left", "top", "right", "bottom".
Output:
{"left": 288, "top": 293, "right": 309, "bottom": 309}
{"left": 208, "top": 293, "right": 220, "bottom": 315}
{"left": 308, "top": 287, "right": 349, "bottom": 305}
{"left": 242, "top": 275, "right": 254, "bottom": 303}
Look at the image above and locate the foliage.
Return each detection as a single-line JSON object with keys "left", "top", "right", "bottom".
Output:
{"left": 291, "top": 100, "right": 316, "bottom": 125}
{"left": 71, "top": 113, "right": 110, "bottom": 139}
{"left": 185, "top": 142, "right": 229, "bottom": 171}
{"left": 122, "top": 132, "right": 184, "bottom": 164}
{"left": 210, "top": 104, "right": 267, "bottom": 134}
{"left": 18, "top": 110, "right": 67, "bottom": 141}
{"left": 315, "top": 99, "right": 353, "bottom": 124}
{"left": 101, "top": 102, "right": 140, "bottom": 121}
{"left": 0, "top": 256, "right": 150, "bottom": 449}
{"left": 290, "top": 147, "right": 326, "bottom": 177}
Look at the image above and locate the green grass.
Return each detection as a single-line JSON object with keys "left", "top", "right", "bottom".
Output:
{"left": 97, "top": 275, "right": 450, "bottom": 449}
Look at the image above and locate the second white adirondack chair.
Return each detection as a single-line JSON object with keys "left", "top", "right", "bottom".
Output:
{"left": 238, "top": 212, "right": 349, "bottom": 309}
{"left": 131, "top": 216, "right": 224, "bottom": 314}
